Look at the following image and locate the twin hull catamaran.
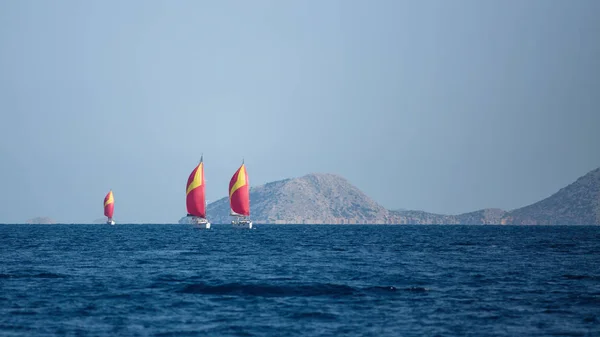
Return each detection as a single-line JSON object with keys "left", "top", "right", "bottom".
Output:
{"left": 104, "top": 190, "right": 115, "bottom": 225}
{"left": 183, "top": 156, "right": 211, "bottom": 229}
{"left": 229, "top": 161, "right": 252, "bottom": 229}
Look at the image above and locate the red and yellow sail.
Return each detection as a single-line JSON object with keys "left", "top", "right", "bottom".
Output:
{"left": 229, "top": 163, "right": 250, "bottom": 216}
{"left": 186, "top": 158, "right": 206, "bottom": 218}
{"left": 104, "top": 190, "right": 114, "bottom": 218}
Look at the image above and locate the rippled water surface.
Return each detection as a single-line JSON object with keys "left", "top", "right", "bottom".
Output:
{"left": 1, "top": 224, "right": 599, "bottom": 336}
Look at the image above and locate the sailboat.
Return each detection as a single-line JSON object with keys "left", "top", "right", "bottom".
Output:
{"left": 229, "top": 160, "right": 252, "bottom": 229}
{"left": 104, "top": 190, "right": 115, "bottom": 225}
{"left": 182, "top": 156, "right": 211, "bottom": 229}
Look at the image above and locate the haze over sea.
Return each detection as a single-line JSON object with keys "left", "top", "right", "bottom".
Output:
{"left": 1, "top": 224, "right": 599, "bottom": 336}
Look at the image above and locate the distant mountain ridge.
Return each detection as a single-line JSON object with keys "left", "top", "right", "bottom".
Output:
{"left": 204, "top": 167, "right": 600, "bottom": 225}
{"left": 26, "top": 217, "right": 56, "bottom": 224}
{"left": 208, "top": 173, "right": 390, "bottom": 224}
{"left": 501, "top": 167, "right": 600, "bottom": 225}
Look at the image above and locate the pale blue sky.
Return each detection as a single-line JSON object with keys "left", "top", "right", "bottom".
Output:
{"left": 1, "top": 0, "right": 599, "bottom": 223}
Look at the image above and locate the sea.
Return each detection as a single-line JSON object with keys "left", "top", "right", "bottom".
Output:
{"left": 1, "top": 224, "right": 599, "bottom": 337}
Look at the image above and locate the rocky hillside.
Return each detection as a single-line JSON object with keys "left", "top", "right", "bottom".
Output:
{"left": 388, "top": 208, "right": 506, "bottom": 224}
{"left": 389, "top": 168, "right": 600, "bottom": 225}
{"left": 388, "top": 210, "right": 459, "bottom": 224}
{"left": 26, "top": 217, "right": 56, "bottom": 224}
{"left": 204, "top": 167, "right": 600, "bottom": 225}
{"left": 207, "top": 173, "right": 391, "bottom": 224}
{"left": 501, "top": 167, "right": 600, "bottom": 225}
{"left": 458, "top": 208, "right": 508, "bottom": 225}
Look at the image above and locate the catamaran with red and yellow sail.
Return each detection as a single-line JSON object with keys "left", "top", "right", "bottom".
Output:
{"left": 104, "top": 190, "right": 115, "bottom": 225}
{"left": 181, "top": 156, "right": 211, "bottom": 229}
{"left": 229, "top": 160, "right": 252, "bottom": 229}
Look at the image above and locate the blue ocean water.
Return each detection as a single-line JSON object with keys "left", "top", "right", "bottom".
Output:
{"left": 1, "top": 224, "right": 599, "bottom": 336}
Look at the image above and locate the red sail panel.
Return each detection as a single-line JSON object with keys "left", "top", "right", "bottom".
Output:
{"left": 229, "top": 164, "right": 250, "bottom": 216}
{"left": 186, "top": 162, "right": 206, "bottom": 218}
{"left": 104, "top": 190, "right": 114, "bottom": 218}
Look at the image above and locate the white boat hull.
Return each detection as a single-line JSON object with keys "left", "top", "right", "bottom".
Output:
{"left": 180, "top": 216, "right": 211, "bottom": 229}
{"left": 195, "top": 222, "right": 211, "bottom": 229}
{"left": 107, "top": 220, "right": 115, "bottom": 225}
{"left": 232, "top": 220, "right": 253, "bottom": 229}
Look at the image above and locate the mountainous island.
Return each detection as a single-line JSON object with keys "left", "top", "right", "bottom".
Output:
{"left": 208, "top": 173, "right": 390, "bottom": 224}
{"left": 207, "top": 167, "right": 600, "bottom": 225}
{"left": 26, "top": 217, "right": 57, "bottom": 224}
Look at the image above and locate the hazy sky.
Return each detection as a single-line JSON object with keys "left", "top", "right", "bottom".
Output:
{"left": 1, "top": 0, "right": 599, "bottom": 223}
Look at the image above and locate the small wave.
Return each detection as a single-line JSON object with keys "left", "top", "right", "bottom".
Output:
{"left": 154, "top": 330, "right": 204, "bottom": 337}
{"left": 101, "top": 293, "right": 135, "bottom": 300}
{"left": 364, "top": 286, "right": 397, "bottom": 293}
{"left": 583, "top": 315, "right": 597, "bottom": 323}
{"left": 330, "top": 247, "right": 347, "bottom": 252}
{"left": 404, "top": 286, "right": 429, "bottom": 292}
{"left": 167, "top": 300, "right": 195, "bottom": 308}
{"left": 548, "top": 243, "right": 577, "bottom": 249}
{"left": 178, "top": 282, "right": 410, "bottom": 298}
{"left": 179, "top": 282, "right": 355, "bottom": 297}
{"left": 288, "top": 311, "right": 338, "bottom": 320}
{"left": 563, "top": 274, "right": 600, "bottom": 281}
{"left": 9, "top": 310, "right": 37, "bottom": 316}
{"left": 178, "top": 251, "right": 204, "bottom": 256}
{"left": 78, "top": 304, "right": 97, "bottom": 314}
{"left": 544, "top": 242, "right": 578, "bottom": 252}
{"left": 34, "top": 272, "right": 68, "bottom": 278}
{"left": 0, "top": 272, "right": 68, "bottom": 279}
{"left": 154, "top": 274, "right": 183, "bottom": 282}
{"left": 451, "top": 242, "right": 476, "bottom": 246}
{"left": 263, "top": 277, "right": 296, "bottom": 281}
{"left": 136, "top": 259, "right": 152, "bottom": 265}
{"left": 543, "top": 308, "right": 572, "bottom": 314}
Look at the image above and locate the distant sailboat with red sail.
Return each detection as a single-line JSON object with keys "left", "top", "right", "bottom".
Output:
{"left": 104, "top": 190, "right": 115, "bottom": 225}
{"left": 229, "top": 160, "right": 252, "bottom": 229}
{"left": 181, "top": 155, "right": 211, "bottom": 229}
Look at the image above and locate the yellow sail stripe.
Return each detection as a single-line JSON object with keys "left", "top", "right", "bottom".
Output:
{"left": 186, "top": 163, "right": 203, "bottom": 195}
{"left": 229, "top": 165, "right": 246, "bottom": 198}
{"left": 104, "top": 191, "right": 114, "bottom": 207}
